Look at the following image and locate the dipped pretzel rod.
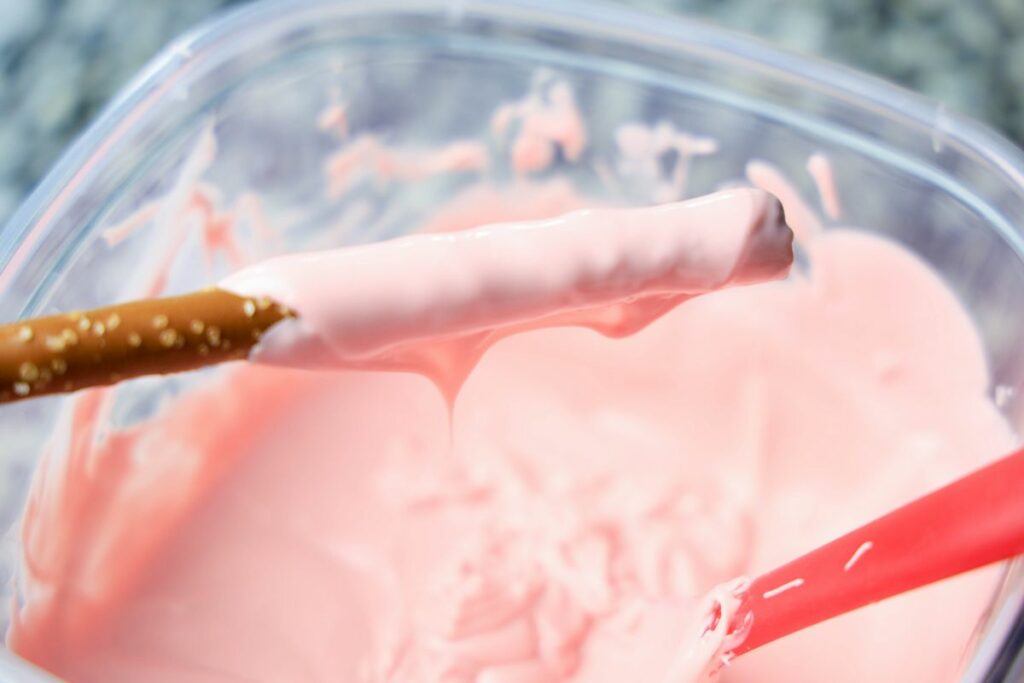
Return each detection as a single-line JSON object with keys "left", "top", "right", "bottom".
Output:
{"left": 0, "top": 189, "right": 793, "bottom": 405}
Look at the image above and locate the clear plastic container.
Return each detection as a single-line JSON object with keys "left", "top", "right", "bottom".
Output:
{"left": 1, "top": 0, "right": 1023, "bottom": 680}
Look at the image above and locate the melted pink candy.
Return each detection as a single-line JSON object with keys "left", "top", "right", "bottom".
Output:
{"left": 324, "top": 136, "right": 489, "bottom": 198}
{"left": 492, "top": 79, "right": 586, "bottom": 175}
{"left": 806, "top": 154, "right": 841, "bottom": 222}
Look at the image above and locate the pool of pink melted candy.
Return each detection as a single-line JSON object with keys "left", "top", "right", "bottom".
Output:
{"left": 6, "top": 76, "right": 1016, "bottom": 683}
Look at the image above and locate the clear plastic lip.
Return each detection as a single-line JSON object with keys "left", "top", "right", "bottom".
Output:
{"left": 0, "top": 1, "right": 1023, "bottom": 681}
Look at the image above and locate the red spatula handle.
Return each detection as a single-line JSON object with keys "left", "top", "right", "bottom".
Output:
{"left": 730, "top": 446, "right": 1024, "bottom": 656}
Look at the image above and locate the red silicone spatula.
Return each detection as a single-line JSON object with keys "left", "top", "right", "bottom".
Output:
{"left": 724, "top": 445, "right": 1024, "bottom": 657}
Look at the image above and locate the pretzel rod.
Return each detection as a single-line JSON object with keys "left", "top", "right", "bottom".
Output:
{"left": 0, "top": 289, "right": 293, "bottom": 404}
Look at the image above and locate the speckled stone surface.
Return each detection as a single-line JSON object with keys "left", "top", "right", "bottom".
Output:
{"left": 0, "top": 0, "right": 1021, "bottom": 225}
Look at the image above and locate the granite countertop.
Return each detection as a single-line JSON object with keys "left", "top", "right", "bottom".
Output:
{"left": 0, "top": 0, "right": 1021, "bottom": 225}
